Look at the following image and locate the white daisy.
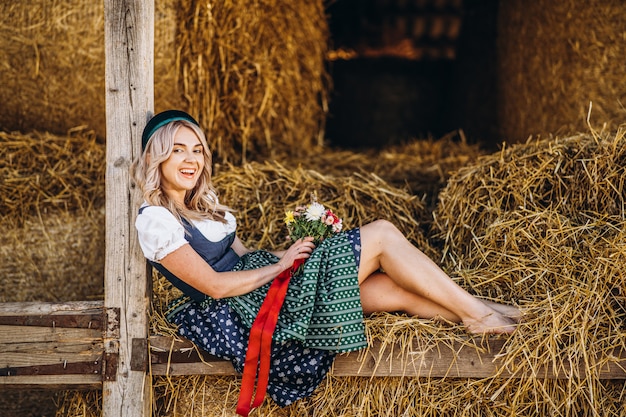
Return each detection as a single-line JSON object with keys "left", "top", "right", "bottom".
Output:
{"left": 305, "top": 202, "right": 325, "bottom": 221}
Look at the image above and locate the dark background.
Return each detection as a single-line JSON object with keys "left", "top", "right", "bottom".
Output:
{"left": 325, "top": 0, "right": 500, "bottom": 149}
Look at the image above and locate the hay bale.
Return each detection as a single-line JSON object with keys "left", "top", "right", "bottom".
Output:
{"left": 361, "top": 132, "right": 485, "bottom": 213}
{"left": 435, "top": 129, "right": 626, "bottom": 270}
{"left": 497, "top": 0, "right": 626, "bottom": 141}
{"left": 0, "top": 209, "right": 105, "bottom": 302}
{"left": 177, "top": 0, "right": 330, "bottom": 163}
{"left": 284, "top": 131, "right": 486, "bottom": 227}
{"left": 0, "top": 129, "right": 105, "bottom": 302}
{"left": 0, "top": 0, "right": 330, "bottom": 164}
{"left": 213, "top": 161, "right": 433, "bottom": 255}
{"left": 0, "top": 0, "right": 182, "bottom": 138}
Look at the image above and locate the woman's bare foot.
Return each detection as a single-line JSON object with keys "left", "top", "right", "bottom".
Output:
{"left": 481, "top": 300, "right": 523, "bottom": 323}
{"left": 464, "top": 312, "right": 517, "bottom": 334}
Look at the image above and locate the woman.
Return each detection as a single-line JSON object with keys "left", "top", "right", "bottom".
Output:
{"left": 131, "top": 110, "right": 519, "bottom": 408}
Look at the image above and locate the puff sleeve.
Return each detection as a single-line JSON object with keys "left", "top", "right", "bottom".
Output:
{"left": 135, "top": 205, "right": 189, "bottom": 262}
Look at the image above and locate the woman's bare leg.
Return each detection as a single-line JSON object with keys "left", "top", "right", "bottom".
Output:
{"left": 359, "top": 273, "right": 522, "bottom": 324}
{"left": 357, "top": 220, "right": 517, "bottom": 334}
{"left": 360, "top": 272, "right": 461, "bottom": 321}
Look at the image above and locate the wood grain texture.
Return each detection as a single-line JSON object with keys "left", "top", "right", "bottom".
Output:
{"left": 103, "top": 0, "right": 154, "bottom": 415}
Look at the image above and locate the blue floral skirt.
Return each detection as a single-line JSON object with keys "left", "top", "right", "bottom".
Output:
{"left": 170, "top": 298, "right": 335, "bottom": 406}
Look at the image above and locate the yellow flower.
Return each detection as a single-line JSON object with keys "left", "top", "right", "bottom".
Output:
{"left": 284, "top": 210, "right": 295, "bottom": 225}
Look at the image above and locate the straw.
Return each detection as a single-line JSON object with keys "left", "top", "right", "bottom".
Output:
{"left": 497, "top": 0, "right": 626, "bottom": 142}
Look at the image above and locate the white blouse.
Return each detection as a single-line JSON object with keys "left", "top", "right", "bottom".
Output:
{"left": 135, "top": 204, "right": 237, "bottom": 262}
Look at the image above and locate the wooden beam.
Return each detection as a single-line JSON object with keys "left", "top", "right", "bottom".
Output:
{"left": 150, "top": 336, "right": 238, "bottom": 376}
{"left": 149, "top": 335, "right": 626, "bottom": 380}
{"left": 104, "top": 0, "right": 154, "bottom": 416}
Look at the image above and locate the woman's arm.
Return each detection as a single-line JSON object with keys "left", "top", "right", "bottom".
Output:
{"left": 230, "top": 236, "right": 253, "bottom": 256}
{"left": 231, "top": 235, "right": 291, "bottom": 259}
{"left": 159, "top": 237, "right": 315, "bottom": 299}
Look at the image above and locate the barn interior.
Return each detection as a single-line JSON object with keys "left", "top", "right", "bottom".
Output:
{"left": 1, "top": 0, "right": 625, "bottom": 416}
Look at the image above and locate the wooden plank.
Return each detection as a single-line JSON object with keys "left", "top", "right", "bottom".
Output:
{"left": 0, "top": 375, "right": 102, "bottom": 390}
{"left": 0, "top": 352, "right": 102, "bottom": 368}
{"left": 0, "top": 340, "right": 100, "bottom": 354}
{"left": 335, "top": 342, "right": 626, "bottom": 379}
{"left": 0, "top": 315, "right": 103, "bottom": 330}
{"left": 0, "top": 325, "right": 102, "bottom": 344}
{"left": 149, "top": 335, "right": 238, "bottom": 376}
{"left": 104, "top": 0, "right": 154, "bottom": 415}
{"left": 332, "top": 338, "right": 510, "bottom": 378}
{"left": 151, "top": 361, "right": 237, "bottom": 376}
{"left": 0, "top": 301, "right": 103, "bottom": 316}
{"left": 0, "top": 360, "right": 100, "bottom": 378}
{"left": 149, "top": 336, "right": 626, "bottom": 380}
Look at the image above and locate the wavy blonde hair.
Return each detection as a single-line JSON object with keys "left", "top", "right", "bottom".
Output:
{"left": 130, "top": 120, "right": 231, "bottom": 223}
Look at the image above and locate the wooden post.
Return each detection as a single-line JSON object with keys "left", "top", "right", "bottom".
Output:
{"left": 104, "top": 1, "right": 153, "bottom": 416}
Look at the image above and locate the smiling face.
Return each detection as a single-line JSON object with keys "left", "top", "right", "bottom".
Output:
{"left": 159, "top": 126, "right": 205, "bottom": 205}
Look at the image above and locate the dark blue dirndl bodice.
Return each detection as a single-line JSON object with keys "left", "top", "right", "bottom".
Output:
{"left": 145, "top": 210, "right": 240, "bottom": 302}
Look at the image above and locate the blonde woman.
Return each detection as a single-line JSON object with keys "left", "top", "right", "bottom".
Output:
{"left": 131, "top": 110, "right": 519, "bottom": 409}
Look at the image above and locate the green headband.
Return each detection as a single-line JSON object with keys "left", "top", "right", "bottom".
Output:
{"left": 141, "top": 110, "right": 200, "bottom": 150}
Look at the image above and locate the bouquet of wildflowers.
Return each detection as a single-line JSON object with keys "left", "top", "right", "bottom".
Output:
{"left": 284, "top": 199, "right": 343, "bottom": 245}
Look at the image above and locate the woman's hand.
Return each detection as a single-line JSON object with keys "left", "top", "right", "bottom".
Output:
{"left": 277, "top": 237, "right": 315, "bottom": 271}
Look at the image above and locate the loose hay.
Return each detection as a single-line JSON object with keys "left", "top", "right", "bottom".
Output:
{"left": 286, "top": 130, "right": 486, "bottom": 218}
{"left": 55, "top": 390, "right": 101, "bottom": 417}
{"left": 360, "top": 131, "right": 485, "bottom": 215}
{"left": 0, "top": 129, "right": 105, "bottom": 302}
{"left": 0, "top": 129, "right": 105, "bottom": 226}
{"left": 308, "top": 375, "right": 626, "bottom": 417}
{"left": 212, "top": 161, "right": 433, "bottom": 255}
{"left": 432, "top": 128, "right": 626, "bottom": 416}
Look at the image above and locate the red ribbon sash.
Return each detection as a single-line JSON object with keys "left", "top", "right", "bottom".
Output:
{"left": 236, "top": 258, "right": 304, "bottom": 416}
